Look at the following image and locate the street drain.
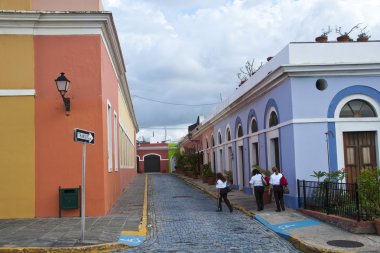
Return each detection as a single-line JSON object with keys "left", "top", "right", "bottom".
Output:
{"left": 326, "top": 240, "right": 364, "bottom": 248}
{"left": 172, "top": 196, "right": 192, "bottom": 198}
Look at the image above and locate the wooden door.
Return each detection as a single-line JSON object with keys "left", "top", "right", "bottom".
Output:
{"left": 343, "top": 131, "right": 377, "bottom": 183}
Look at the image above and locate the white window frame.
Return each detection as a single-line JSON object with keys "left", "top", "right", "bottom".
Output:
{"left": 334, "top": 94, "right": 380, "bottom": 172}
{"left": 107, "top": 101, "right": 113, "bottom": 172}
{"left": 266, "top": 107, "right": 279, "bottom": 170}
{"left": 114, "top": 111, "right": 118, "bottom": 172}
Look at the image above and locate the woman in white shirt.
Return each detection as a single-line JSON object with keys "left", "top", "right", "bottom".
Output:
{"left": 249, "top": 168, "right": 266, "bottom": 211}
{"left": 216, "top": 173, "right": 233, "bottom": 213}
{"left": 269, "top": 166, "right": 285, "bottom": 212}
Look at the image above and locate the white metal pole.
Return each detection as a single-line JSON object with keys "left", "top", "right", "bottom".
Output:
{"left": 81, "top": 143, "right": 86, "bottom": 241}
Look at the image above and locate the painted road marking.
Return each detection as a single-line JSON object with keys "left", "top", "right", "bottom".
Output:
{"left": 255, "top": 216, "right": 322, "bottom": 239}
{"left": 119, "top": 175, "right": 148, "bottom": 247}
{"left": 118, "top": 235, "right": 146, "bottom": 246}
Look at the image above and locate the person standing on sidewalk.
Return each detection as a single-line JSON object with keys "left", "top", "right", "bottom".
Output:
{"left": 216, "top": 173, "right": 233, "bottom": 213}
{"left": 249, "top": 168, "right": 266, "bottom": 211}
{"left": 269, "top": 166, "right": 285, "bottom": 212}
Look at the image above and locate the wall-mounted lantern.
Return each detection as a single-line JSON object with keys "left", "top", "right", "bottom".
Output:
{"left": 55, "top": 72, "right": 71, "bottom": 114}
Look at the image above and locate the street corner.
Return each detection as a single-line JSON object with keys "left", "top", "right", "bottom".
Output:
{"left": 118, "top": 233, "right": 146, "bottom": 247}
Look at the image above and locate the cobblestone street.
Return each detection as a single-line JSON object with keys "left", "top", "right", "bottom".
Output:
{"left": 122, "top": 174, "right": 301, "bottom": 253}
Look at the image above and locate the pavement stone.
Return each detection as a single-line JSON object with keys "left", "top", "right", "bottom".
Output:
{"left": 174, "top": 173, "right": 380, "bottom": 253}
{"left": 0, "top": 174, "right": 146, "bottom": 252}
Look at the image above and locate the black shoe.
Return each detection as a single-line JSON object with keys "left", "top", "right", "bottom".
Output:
{"left": 230, "top": 209, "right": 233, "bottom": 213}
{"left": 275, "top": 210, "right": 281, "bottom": 212}
{"left": 282, "top": 208, "right": 285, "bottom": 211}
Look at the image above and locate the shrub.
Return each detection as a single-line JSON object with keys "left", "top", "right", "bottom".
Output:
{"left": 358, "top": 168, "right": 380, "bottom": 220}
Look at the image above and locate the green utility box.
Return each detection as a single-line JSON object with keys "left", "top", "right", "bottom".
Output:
{"left": 59, "top": 187, "right": 80, "bottom": 217}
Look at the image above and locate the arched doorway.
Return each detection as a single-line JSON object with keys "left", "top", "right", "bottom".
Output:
{"left": 144, "top": 154, "right": 160, "bottom": 173}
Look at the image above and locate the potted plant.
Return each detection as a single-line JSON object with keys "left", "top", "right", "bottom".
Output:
{"left": 335, "top": 24, "right": 360, "bottom": 42}
{"left": 357, "top": 26, "right": 371, "bottom": 42}
{"left": 201, "top": 163, "right": 211, "bottom": 183}
{"left": 315, "top": 26, "right": 331, "bottom": 43}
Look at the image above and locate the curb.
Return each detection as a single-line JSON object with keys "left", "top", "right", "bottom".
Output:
{"left": 0, "top": 243, "right": 131, "bottom": 253}
{"left": 174, "top": 173, "right": 352, "bottom": 253}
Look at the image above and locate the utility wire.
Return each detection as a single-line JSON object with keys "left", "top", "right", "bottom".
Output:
{"left": 132, "top": 94, "right": 219, "bottom": 107}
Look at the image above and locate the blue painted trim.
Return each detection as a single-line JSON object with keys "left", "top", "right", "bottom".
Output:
{"left": 255, "top": 215, "right": 322, "bottom": 240}
{"left": 255, "top": 215, "right": 290, "bottom": 239}
{"left": 327, "top": 85, "right": 380, "bottom": 171}
{"left": 118, "top": 235, "right": 146, "bottom": 246}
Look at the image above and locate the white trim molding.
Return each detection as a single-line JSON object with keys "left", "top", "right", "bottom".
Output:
{"left": 0, "top": 89, "right": 35, "bottom": 96}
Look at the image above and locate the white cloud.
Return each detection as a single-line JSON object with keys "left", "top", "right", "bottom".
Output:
{"left": 102, "top": 0, "right": 380, "bottom": 141}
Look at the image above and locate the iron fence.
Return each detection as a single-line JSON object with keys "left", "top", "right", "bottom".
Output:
{"left": 297, "top": 179, "right": 361, "bottom": 221}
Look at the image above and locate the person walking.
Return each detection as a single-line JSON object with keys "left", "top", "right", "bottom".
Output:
{"left": 249, "top": 168, "right": 266, "bottom": 211}
{"left": 216, "top": 172, "right": 233, "bottom": 213}
{"left": 269, "top": 166, "right": 285, "bottom": 212}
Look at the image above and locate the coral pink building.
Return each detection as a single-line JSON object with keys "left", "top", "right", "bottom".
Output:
{"left": 0, "top": 0, "right": 138, "bottom": 218}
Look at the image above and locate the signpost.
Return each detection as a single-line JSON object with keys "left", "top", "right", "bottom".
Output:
{"left": 74, "top": 128, "right": 95, "bottom": 242}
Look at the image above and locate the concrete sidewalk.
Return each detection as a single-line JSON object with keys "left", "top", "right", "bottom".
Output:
{"left": 0, "top": 174, "right": 147, "bottom": 253}
{"left": 175, "top": 173, "right": 380, "bottom": 253}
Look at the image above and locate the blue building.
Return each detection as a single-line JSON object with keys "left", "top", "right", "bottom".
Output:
{"left": 182, "top": 41, "right": 380, "bottom": 208}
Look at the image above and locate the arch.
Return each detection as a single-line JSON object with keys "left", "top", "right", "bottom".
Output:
{"left": 218, "top": 130, "right": 222, "bottom": 144}
{"left": 327, "top": 86, "right": 380, "bottom": 173}
{"left": 226, "top": 126, "right": 231, "bottom": 141}
{"left": 264, "top": 98, "right": 280, "bottom": 128}
{"left": 211, "top": 134, "right": 215, "bottom": 147}
{"left": 339, "top": 99, "right": 377, "bottom": 118}
{"left": 247, "top": 108, "right": 258, "bottom": 133}
{"left": 269, "top": 111, "right": 279, "bottom": 127}
{"left": 144, "top": 154, "right": 160, "bottom": 173}
{"left": 234, "top": 116, "right": 244, "bottom": 138}
{"left": 328, "top": 85, "right": 380, "bottom": 118}
{"left": 250, "top": 118, "right": 258, "bottom": 133}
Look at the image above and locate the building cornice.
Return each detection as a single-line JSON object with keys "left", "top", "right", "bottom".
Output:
{"left": 0, "top": 10, "right": 139, "bottom": 130}
{"left": 201, "top": 63, "right": 380, "bottom": 130}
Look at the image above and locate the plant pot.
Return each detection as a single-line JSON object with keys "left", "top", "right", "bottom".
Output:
{"left": 202, "top": 176, "right": 208, "bottom": 183}
{"left": 374, "top": 218, "right": 380, "bottom": 236}
{"left": 337, "top": 34, "right": 351, "bottom": 42}
{"left": 315, "top": 35, "right": 328, "bottom": 43}
{"left": 357, "top": 35, "right": 369, "bottom": 42}
{"left": 207, "top": 176, "right": 215, "bottom": 185}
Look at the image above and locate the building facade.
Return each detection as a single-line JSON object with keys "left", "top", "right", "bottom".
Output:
{"left": 0, "top": 0, "right": 138, "bottom": 218}
{"left": 137, "top": 143, "right": 179, "bottom": 174}
{"left": 181, "top": 41, "right": 380, "bottom": 208}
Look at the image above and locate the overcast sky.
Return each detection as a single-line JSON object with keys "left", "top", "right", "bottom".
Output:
{"left": 102, "top": 0, "right": 380, "bottom": 142}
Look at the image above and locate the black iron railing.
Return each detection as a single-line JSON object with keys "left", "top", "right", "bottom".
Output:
{"left": 297, "top": 179, "right": 361, "bottom": 221}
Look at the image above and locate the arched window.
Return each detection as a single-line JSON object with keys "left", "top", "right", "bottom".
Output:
{"left": 339, "top": 99, "right": 377, "bottom": 118}
{"left": 226, "top": 128, "right": 231, "bottom": 141}
{"left": 211, "top": 135, "right": 215, "bottom": 147}
{"left": 218, "top": 132, "right": 222, "bottom": 144}
{"left": 206, "top": 139, "right": 209, "bottom": 148}
{"left": 251, "top": 118, "right": 258, "bottom": 133}
{"left": 237, "top": 124, "right": 243, "bottom": 138}
{"left": 269, "top": 111, "right": 278, "bottom": 127}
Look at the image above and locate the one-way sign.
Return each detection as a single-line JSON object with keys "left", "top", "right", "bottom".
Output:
{"left": 74, "top": 128, "right": 95, "bottom": 145}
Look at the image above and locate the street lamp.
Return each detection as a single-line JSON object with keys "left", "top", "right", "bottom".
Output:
{"left": 55, "top": 72, "right": 71, "bottom": 114}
